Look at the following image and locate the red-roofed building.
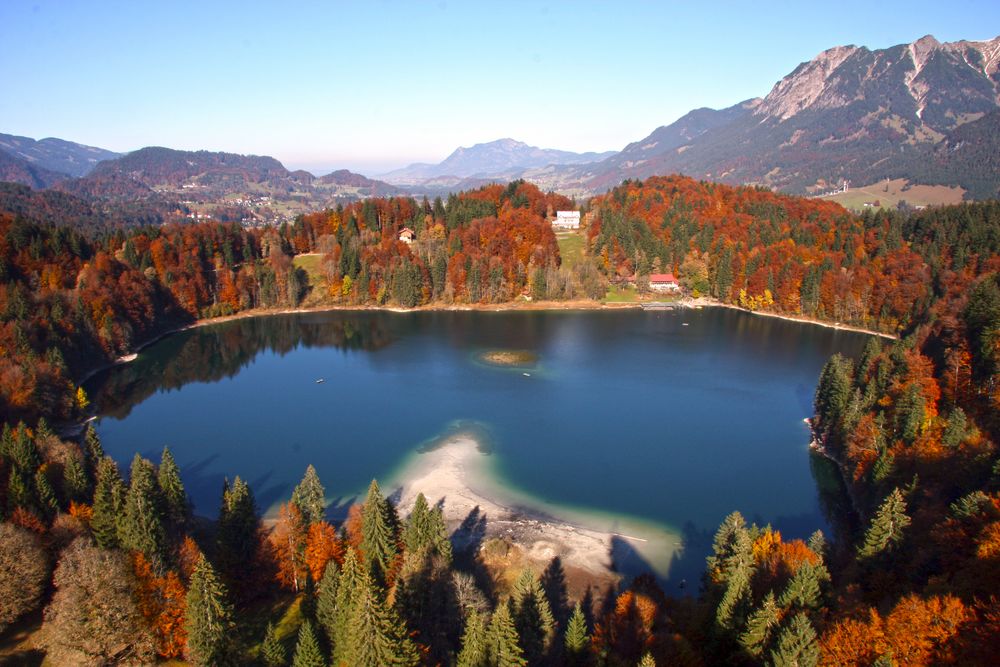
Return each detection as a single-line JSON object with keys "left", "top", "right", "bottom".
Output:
{"left": 398, "top": 227, "right": 415, "bottom": 244}
{"left": 649, "top": 273, "right": 680, "bottom": 293}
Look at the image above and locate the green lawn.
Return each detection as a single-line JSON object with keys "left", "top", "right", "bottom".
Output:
{"left": 556, "top": 232, "right": 586, "bottom": 270}
{"left": 293, "top": 254, "right": 324, "bottom": 286}
{"left": 603, "top": 286, "right": 639, "bottom": 303}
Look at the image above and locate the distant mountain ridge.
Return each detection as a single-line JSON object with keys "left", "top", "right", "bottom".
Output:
{"left": 380, "top": 138, "right": 615, "bottom": 185}
{"left": 0, "top": 132, "right": 121, "bottom": 178}
{"left": 543, "top": 33, "right": 1000, "bottom": 197}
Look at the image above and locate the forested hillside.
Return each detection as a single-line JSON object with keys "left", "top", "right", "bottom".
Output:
{"left": 1, "top": 175, "right": 999, "bottom": 664}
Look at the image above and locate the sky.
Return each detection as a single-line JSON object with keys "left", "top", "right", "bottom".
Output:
{"left": 2, "top": 1, "right": 998, "bottom": 175}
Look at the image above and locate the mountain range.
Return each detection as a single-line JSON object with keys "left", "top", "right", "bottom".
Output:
{"left": 1, "top": 32, "right": 998, "bottom": 214}
{"left": 378, "top": 138, "right": 615, "bottom": 186}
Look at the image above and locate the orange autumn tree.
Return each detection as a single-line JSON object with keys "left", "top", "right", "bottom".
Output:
{"left": 304, "top": 521, "right": 343, "bottom": 584}
{"left": 269, "top": 503, "right": 308, "bottom": 591}
{"left": 131, "top": 553, "right": 187, "bottom": 658}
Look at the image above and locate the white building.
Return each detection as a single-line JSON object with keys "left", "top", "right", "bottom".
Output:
{"left": 552, "top": 210, "right": 580, "bottom": 229}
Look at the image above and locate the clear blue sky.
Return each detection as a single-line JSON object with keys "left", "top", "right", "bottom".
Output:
{"left": 1, "top": 1, "right": 997, "bottom": 175}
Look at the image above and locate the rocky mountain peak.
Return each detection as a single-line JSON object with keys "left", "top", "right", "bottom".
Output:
{"left": 755, "top": 44, "right": 859, "bottom": 120}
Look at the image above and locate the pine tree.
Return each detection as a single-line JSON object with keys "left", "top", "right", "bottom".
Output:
{"left": 119, "top": 454, "right": 168, "bottom": 564}
{"left": 290, "top": 465, "right": 326, "bottom": 526}
{"left": 216, "top": 476, "right": 259, "bottom": 592}
{"left": 707, "top": 512, "right": 755, "bottom": 633}
{"left": 564, "top": 603, "right": 590, "bottom": 665}
{"left": 511, "top": 569, "right": 556, "bottom": 664}
{"left": 62, "top": 454, "right": 90, "bottom": 503}
{"left": 185, "top": 555, "right": 237, "bottom": 666}
{"left": 778, "top": 563, "right": 828, "bottom": 610}
{"left": 456, "top": 610, "right": 488, "bottom": 667}
{"left": 345, "top": 567, "right": 418, "bottom": 666}
{"left": 739, "top": 592, "right": 779, "bottom": 658}
{"left": 639, "top": 653, "right": 656, "bottom": 667}
{"left": 261, "top": 621, "right": 287, "bottom": 667}
{"left": 315, "top": 558, "right": 340, "bottom": 646}
{"left": 291, "top": 619, "right": 325, "bottom": 667}
{"left": 6, "top": 466, "right": 36, "bottom": 513}
{"left": 158, "top": 447, "right": 190, "bottom": 531}
{"left": 487, "top": 602, "right": 526, "bottom": 667}
{"left": 806, "top": 531, "right": 827, "bottom": 562}
{"left": 541, "top": 556, "right": 570, "bottom": 626}
{"left": 91, "top": 456, "right": 125, "bottom": 549}
{"left": 857, "top": 488, "right": 911, "bottom": 560}
{"left": 360, "top": 479, "right": 399, "bottom": 585}
{"left": 34, "top": 466, "right": 59, "bottom": 517}
{"left": 768, "top": 613, "right": 819, "bottom": 667}
{"left": 84, "top": 424, "right": 104, "bottom": 474}
{"left": 329, "top": 548, "right": 362, "bottom": 664}
{"left": 403, "top": 492, "right": 431, "bottom": 554}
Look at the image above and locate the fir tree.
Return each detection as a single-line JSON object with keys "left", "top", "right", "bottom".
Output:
{"left": 777, "top": 562, "right": 828, "bottom": 610}
{"left": 639, "top": 653, "right": 656, "bottom": 667}
{"left": 34, "top": 466, "right": 59, "bottom": 517}
{"left": 290, "top": 465, "right": 326, "bottom": 526}
{"left": 857, "top": 488, "right": 911, "bottom": 560}
{"left": 84, "top": 424, "right": 104, "bottom": 474}
{"left": 329, "top": 548, "right": 362, "bottom": 664}
{"left": 62, "top": 454, "right": 90, "bottom": 503}
{"left": 806, "top": 531, "right": 827, "bottom": 562}
{"left": 158, "top": 447, "right": 190, "bottom": 530}
{"left": 360, "top": 479, "right": 399, "bottom": 585}
{"left": 91, "top": 456, "right": 125, "bottom": 549}
{"left": 185, "top": 555, "right": 237, "bottom": 667}
{"left": 291, "top": 619, "right": 325, "bottom": 667}
{"left": 707, "top": 512, "right": 755, "bottom": 633}
{"left": 6, "top": 466, "right": 36, "bottom": 513}
{"left": 315, "top": 558, "right": 340, "bottom": 647}
{"left": 768, "top": 613, "right": 819, "bottom": 667}
{"left": 739, "top": 592, "right": 779, "bottom": 658}
{"left": 564, "top": 603, "right": 590, "bottom": 665}
{"left": 402, "top": 492, "right": 432, "bottom": 554}
{"left": 457, "top": 610, "right": 488, "bottom": 667}
{"left": 487, "top": 602, "right": 526, "bottom": 667}
{"left": 511, "top": 569, "right": 556, "bottom": 664}
{"left": 261, "top": 621, "right": 287, "bottom": 667}
{"left": 216, "top": 476, "right": 259, "bottom": 592}
{"left": 345, "top": 566, "right": 418, "bottom": 666}
{"left": 119, "top": 454, "right": 168, "bottom": 564}
{"left": 541, "top": 556, "right": 570, "bottom": 626}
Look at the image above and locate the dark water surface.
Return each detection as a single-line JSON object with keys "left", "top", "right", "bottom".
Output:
{"left": 88, "top": 308, "right": 869, "bottom": 579}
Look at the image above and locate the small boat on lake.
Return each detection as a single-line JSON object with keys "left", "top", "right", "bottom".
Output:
{"left": 315, "top": 378, "right": 325, "bottom": 384}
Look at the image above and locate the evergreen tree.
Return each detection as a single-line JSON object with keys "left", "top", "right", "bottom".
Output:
{"left": 402, "top": 492, "right": 431, "bottom": 554}
{"left": 119, "top": 454, "right": 168, "bottom": 564}
{"left": 768, "top": 613, "right": 819, "bottom": 667}
{"left": 739, "top": 592, "right": 779, "bottom": 658}
{"left": 291, "top": 619, "right": 325, "bottom": 667}
{"left": 185, "top": 556, "right": 237, "bottom": 667}
{"left": 814, "top": 354, "right": 854, "bottom": 432}
{"left": 329, "top": 548, "right": 362, "bottom": 664}
{"left": 486, "top": 602, "right": 526, "bottom": 667}
{"left": 541, "top": 556, "right": 570, "bottom": 626}
{"left": 457, "top": 610, "right": 488, "bottom": 667}
{"left": 315, "top": 558, "right": 340, "bottom": 646}
{"left": 564, "top": 603, "right": 590, "bottom": 665}
{"left": 290, "top": 465, "right": 326, "bottom": 526}
{"left": 345, "top": 567, "right": 418, "bottom": 666}
{"left": 158, "top": 447, "right": 190, "bottom": 531}
{"left": 216, "top": 476, "right": 260, "bottom": 591}
{"left": 6, "top": 466, "right": 36, "bottom": 514}
{"left": 84, "top": 424, "right": 104, "bottom": 474}
{"left": 34, "top": 467, "right": 59, "bottom": 517}
{"left": 707, "top": 512, "right": 755, "bottom": 633}
{"left": 360, "top": 479, "right": 399, "bottom": 585}
{"left": 777, "top": 562, "right": 828, "bottom": 610}
{"left": 62, "top": 454, "right": 90, "bottom": 504}
{"left": 806, "top": 531, "right": 827, "bottom": 562}
{"left": 857, "top": 488, "right": 911, "bottom": 560}
{"left": 511, "top": 569, "right": 556, "bottom": 664}
{"left": 261, "top": 621, "right": 287, "bottom": 667}
{"left": 91, "top": 456, "right": 125, "bottom": 549}
{"left": 639, "top": 653, "right": 656, "bottom": 667}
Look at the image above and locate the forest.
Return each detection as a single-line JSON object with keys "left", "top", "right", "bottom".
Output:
{"left": 1, "top": 175, "right": 999, "bottom": 664}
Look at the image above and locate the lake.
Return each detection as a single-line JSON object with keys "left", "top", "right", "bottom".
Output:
{"left": 87, "top": 307, "right": 870, "bottom": 583}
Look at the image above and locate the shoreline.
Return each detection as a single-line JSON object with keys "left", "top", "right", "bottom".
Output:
{"left": 385, "top": 432, "right": 683, "bottom": 589}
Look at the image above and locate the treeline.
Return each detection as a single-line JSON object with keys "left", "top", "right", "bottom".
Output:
{"left": 0, "top": 180, "right": 585, "bottom": 423}
{"left": 589, "top": 175, "right": 1000, "bottom": 333}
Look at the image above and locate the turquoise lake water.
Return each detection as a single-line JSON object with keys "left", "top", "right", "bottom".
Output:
{"left": 87, "top": 308, "right": 870, "bottom": 583}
